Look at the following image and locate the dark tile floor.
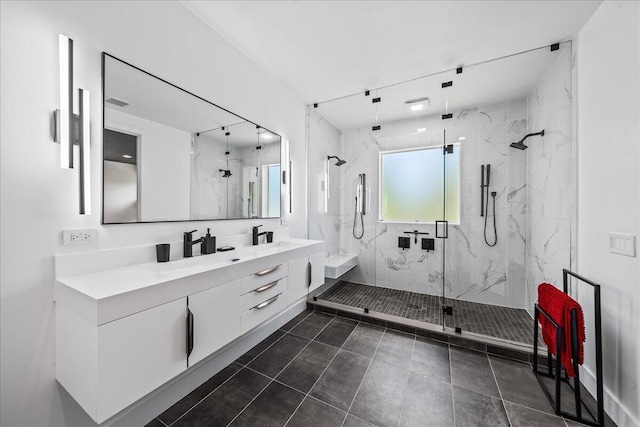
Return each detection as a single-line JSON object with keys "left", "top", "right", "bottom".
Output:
{"left": 319, "top": 281, "right": 535, "bottom": 345}
{"left": 145, "top": 309, "right": 612, "bottom": 427}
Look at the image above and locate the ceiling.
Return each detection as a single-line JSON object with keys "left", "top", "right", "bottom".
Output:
{"left": 315, "top": 41, "right": 570, "bottom": 130}
{"left": 104, "top": 54, "right": 279, "bottom": 146}
{"left": 180, "top": 1, "right": 600, "bottom": 104}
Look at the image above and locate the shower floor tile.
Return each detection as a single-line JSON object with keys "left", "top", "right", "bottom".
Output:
{"left": 317, "top": 281, "right": 535, "bottom": 346}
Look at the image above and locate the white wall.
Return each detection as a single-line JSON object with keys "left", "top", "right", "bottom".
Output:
{"left": 577, "top": 2, "right": 640, "bottom": 426}
{"left": 106, "top": 108, "right": 191, "bottom": 222}
{"left": 0, "top": 1, "right": 306, "bottom": 426}
{"left": 103, "top": 161, "right": 138, "bottom": 223}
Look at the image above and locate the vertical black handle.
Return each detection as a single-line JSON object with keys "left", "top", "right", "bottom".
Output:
{"left": 361, "top": 174, "right": 366, "bottom": 215}
{"left": 307, "top": 262, "right": 312, "bottom": 287}
{"left": 186, "top": 308, "right": 194, "bottom": 358}
{"left": 436, "top": 220, "right": 449, "bottom": 239}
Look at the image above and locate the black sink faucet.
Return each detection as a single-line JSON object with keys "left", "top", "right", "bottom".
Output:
{"left": 252, "top": 225, "right": 267, "bottom": 246}
{"left": 183, "top": 230, "right": 203, "bottom": 257}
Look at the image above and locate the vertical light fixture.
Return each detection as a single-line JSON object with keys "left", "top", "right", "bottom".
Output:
{"left": 286, "top": 139, "right": 292, "bottom": 214}
{"left": 54, "top": 34, "right": 91, "bottom": 215}
{"left": 78, "top": 89, "right": 91, "bottom": 214}
{"left": 58, "top": 34, "right": 73, "bottom": 169}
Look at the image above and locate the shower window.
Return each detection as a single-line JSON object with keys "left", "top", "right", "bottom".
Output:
{"left": 379, "top": 145, "right": 460, "bottom": 223}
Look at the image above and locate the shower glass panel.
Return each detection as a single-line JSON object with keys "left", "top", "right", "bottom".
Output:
{"left": 307, "top": 41, "right": 574, "bottom": 347}
{"left": 369, "top": 78, "right": 448, "bottom": 322}
{"left": 440, "top": 42, "right": 573, "bottom": 340}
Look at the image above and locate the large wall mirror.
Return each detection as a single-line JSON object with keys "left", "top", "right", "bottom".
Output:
{"left": 101, "top": 53, "right": 281, "bottom": 224}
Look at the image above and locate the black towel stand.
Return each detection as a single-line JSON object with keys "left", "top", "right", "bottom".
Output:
{"left": 533, "top": 269, "right": 604, "bottom": 427}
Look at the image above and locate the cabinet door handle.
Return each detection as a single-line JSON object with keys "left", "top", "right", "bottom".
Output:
{"left": 254, "top": 280, "right": 278, "bottom": 293}
{"left": 252, "top": 295, "right": 279, "bottom": 310}
{"left": 255, "top": 265, "right": 280, "bottom": 276}
{"left": 307, "top": 262, "right": 312, "bottom": 288}
{"left": 186, "top": 308, "right": 194, "bottom": 358}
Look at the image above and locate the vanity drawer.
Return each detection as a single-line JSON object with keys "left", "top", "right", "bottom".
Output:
{"left": 240, "top": 291, "right": 289, "bottom": 334}
{"left": 240, "top": 263, "right": 288, "bottom": 294}
{"left": 240, "top": 277, "right": 288, "bottom": 312}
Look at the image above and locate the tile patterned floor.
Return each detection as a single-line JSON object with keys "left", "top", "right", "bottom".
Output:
{"left": 319, "top": 281, "right": 535, "bottom": 345}
{"left": 145, "top": 309, "right": 612, "bottom": 427}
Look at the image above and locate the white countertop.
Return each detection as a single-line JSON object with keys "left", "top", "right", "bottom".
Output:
{"left": 55, "top": 239, "right": 323, "bottom": 325}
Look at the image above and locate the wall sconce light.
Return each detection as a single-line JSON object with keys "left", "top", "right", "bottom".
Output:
{"left": 53, "top": 34, "right": 91, "bottom": 215}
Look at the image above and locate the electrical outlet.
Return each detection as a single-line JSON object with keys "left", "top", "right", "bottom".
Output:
{"left": 63, "top": 229, "right": 98, "bottom": 245}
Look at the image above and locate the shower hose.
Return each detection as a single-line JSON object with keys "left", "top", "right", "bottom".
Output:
{"left": 353, "top": 197, "right": 364, "bottom": 239}
{"left": 484, "top": 190, "right": 497, "bottom": 247}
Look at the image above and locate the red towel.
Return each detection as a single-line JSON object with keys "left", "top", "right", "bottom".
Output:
{"left": 537, "top": 283, "right": 585, "bottom": 377}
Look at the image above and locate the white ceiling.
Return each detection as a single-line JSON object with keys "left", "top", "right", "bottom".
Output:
{"left": 104, "top": 55, "right": 279, "bottom": 146}
{"left": 180, "top": 1, "right": 600, "bottom": 104}
{"left": 315, "top": 41, "right": 570, "bottom": 130}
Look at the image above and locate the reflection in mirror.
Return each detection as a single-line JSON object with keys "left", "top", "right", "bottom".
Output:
{"left": 102, "top": 54, "right": 281, "bottom": 223}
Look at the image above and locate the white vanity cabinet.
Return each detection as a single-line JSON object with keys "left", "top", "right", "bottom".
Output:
{"left": 288, "top": 251, "right": 325, "bottom": 301}
{"left": 188, "top": 280, "right": 241, "bottom": 366}
{"left": 55, "top": 238, "right": 324, "bottom": 424}
{"left": 56, "top": 297, "right": 188, "bottom": 424}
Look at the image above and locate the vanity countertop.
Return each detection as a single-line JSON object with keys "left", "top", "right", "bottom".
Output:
{"left": 55, "top": 239, "right": 323, "bottom": 325}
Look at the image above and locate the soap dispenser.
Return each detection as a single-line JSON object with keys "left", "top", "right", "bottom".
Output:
{"left": 201, "top": 228, "right": 216, "bottom": 255}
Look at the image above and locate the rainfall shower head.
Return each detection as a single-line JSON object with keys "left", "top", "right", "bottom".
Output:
{"left": 328, "top": 155, "right": 346, "bottom": 166}
{"left": 509, "top": 142, "right": 528, "bottom": 150}
{"left": 510, "top": 130, "right": 545, "bottom": 150}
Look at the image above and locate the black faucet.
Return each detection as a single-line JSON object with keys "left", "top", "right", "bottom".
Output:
{"left": 183, "top": 230, "right": 203, "bottom": 257}
{"left": 252, "top": 225, "right": 267, "bottom": 246}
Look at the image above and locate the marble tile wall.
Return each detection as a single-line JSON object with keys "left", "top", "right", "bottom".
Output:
{"left": 307, "top": 47, "right": 574, "bottom": 316}
{"left": 525, "top": 46, "right": 574, "bottom": 315}
{"left": 307, "top": 107, "right": 342, "bottom": 257}
{"left": 191, "top": 135, "right": 281, "bottom": 220}
{"left": 337, "top": 100, "right": 530, "bottom": 309}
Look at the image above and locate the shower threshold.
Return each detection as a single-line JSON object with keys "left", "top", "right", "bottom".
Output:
{"left": 310, "top": 281, "right": 546, "bottom": 361}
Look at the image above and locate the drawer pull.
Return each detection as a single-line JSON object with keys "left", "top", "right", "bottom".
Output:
{"left": 254, "top": 281, "right": 278, "bottom": 293}
{"left": 255, "top": 265, "right": 280, "bottom": 276}
{"left": 253, "top": 295, "right": 279, "bottom": 310}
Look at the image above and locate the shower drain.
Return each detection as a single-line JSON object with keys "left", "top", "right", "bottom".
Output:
{"left": 408, "top": 304, "right": 420, "bottom": 309}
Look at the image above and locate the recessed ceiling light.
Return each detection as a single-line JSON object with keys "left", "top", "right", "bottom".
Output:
{"left": 405, "top": 96, "right": 430, "bottom": 106}
{"left": 410, "top": 104, "right": 424, "bottom": 112}
{"left": 458, "top": 136, "right": 466, "bottom": 141}
{"left": 121, "top": 154, "right": 133, "bottom": 159}
{"left": 417, "top": 128, "right": 426, "bottom": 132}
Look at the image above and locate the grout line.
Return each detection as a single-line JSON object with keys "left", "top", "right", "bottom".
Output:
{"left": 283, "top": 318, "right": 361, "bottom": 426}
{"left": 339, "top": 326, "right": 388, "bottom": 427}
{"left": 449, "top": 344, "right": 457, "bottom": 427}
{"left": 396, "top": 332, "right": 417, "bottom": 427}
{"left": 224, "top": 370, "right": 274, "bottom": 426}
{"left": 487, "top": 354, "right": 513, "bottom": 427}
{"left": 156, "top": 417, "right": 169, "bottom": 427}
{"left": 228, "top": 314, "right": 339, "bottom": 426}
{"left": 166, "top": 363, "right": 246, "bottom": 427}
{"left": 505, "top": 400, "right": 568, "bottom": 421}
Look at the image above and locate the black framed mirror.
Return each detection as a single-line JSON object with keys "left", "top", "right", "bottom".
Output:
{"left": 101, "top": 53, "right": 281, "bottom": 224}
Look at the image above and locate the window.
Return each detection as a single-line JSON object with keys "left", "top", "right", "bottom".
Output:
{"left": 379, "top": 145, "right": 460, "bottom": 223}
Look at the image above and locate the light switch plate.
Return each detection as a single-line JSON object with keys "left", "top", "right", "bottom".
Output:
{"left": 63, "top": 229, "right": 98, "bottom": 245}
{"left": 609, "top": 233, "right": 636, "bottom": 257}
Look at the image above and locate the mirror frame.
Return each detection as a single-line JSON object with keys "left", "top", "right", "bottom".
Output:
{"left": 101, "top": 52, "right": 283, "bottom": 224}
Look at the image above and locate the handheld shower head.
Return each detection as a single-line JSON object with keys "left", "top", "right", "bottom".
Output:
{"left": 328, "top": 155, "right": 346, "bottom": 166}
{"left": 510, "top": 130, "right": 545, "bottom": 150}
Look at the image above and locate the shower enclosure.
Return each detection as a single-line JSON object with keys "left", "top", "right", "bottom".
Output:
{"left": 307, "top": 43, "right": 575, "bottom": 348}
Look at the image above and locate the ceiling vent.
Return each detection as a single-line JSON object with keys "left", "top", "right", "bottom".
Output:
{"left": 105, "top": 97, "right": 129, "bottom": 107}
